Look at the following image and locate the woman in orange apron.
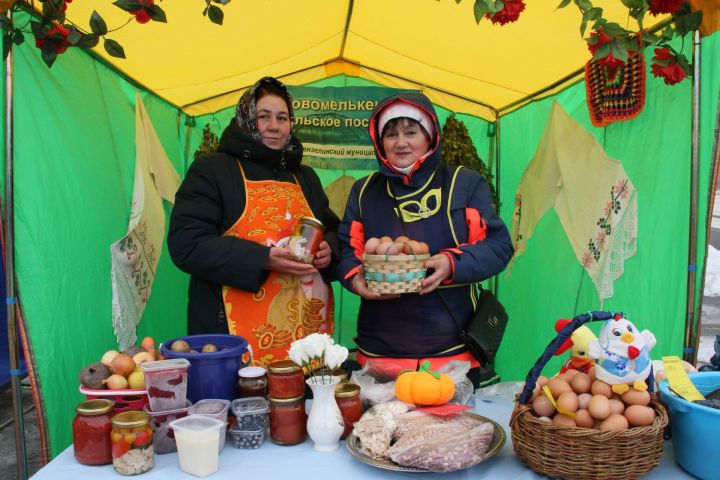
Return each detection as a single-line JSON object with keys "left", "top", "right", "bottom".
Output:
{"left": 168, "top": 77, "right": 337, "bottom": 367}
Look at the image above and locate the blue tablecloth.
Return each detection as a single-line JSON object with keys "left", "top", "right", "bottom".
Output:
{"left": 31, "top": 394, "right": 694, "bottom": 479}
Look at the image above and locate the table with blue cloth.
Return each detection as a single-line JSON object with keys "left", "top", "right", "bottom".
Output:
{"left": 31, "top": 394, "right": 694, "bottom": 479}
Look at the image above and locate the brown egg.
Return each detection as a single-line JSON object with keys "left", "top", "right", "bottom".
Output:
{"left": 564, "top": 369, "right": 581, "bottom": 378}
{"left": 547, "top": 378, "right": 572, "bottom": 398}
{"left": 415, "top": 242, "right": 430, "bottom": 254}
{"left": 394, "top": 235, "right": 410, "bottom": 244}
{"left": 532, "top": 394, "right": 556, "bottom": 418}
{"left": 587, "top": 366, "right": 597, "bottom": 382}
{"left": 599, "top": 413, "right": 629, "bottom": 431}
{"left": 379, "top": 236, "right": 392, "bottom": 244}
{"left": 556, "top": 391, "right": 579, "bottom": 414}
{"left": 405, "top": 240, "right": 423, "bottom": 255}
{"left": 590, "top": 380, "right": 613, "bottom": 398}
{"left": 386, "top": 242, "right": 404, "bottom": 255}
{"left": 574, "top": 409, "right": 594, "bottom": 429}
{"left": 624, "top": 405, "right": 656, "bottom": 427}
{"left": 609, "top": 399, "right": 626, "bottom": 415}
{"left": 570, "top": 373, "right": 592, "bottom": 394}
{"left": 552, "top": 414, "right": 576, "bottom": 428}
{"left": 621, "top": 389, "right": 651, "bottom": 406}
{"left": 537, "top": 375, "right": 549, "bottom": 387}
{"left": 588, "top": 395, "right": 611, "bottom": 420}
{"left": 537, "top": 416, "right": 552, "bottom": 423}
{"left": 577, "top": 393, "right": 592, "bottom": 410}
{"left": 377, "top": 241, "right": 394, "bottom": 256}
{"left": 364, "top": 237, "right": 380, "bottom": 255}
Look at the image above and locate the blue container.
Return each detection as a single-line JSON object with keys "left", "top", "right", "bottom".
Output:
{"left": 161, "top": 334, "right": 249, "bottom": 403}
{"left": 659, "top": 372, "right": 720, "bottom": 480}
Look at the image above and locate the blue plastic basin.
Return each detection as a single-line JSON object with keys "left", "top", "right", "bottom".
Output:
{"left": 659, "top": 372, "right": 720, "bottom": 480}
{"left": 160, "top": 334, "right": 249, "bottom": 403}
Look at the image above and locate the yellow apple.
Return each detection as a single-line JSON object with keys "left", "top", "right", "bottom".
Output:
{"left": 127, "top": 370, "right": 145, "bottom": 390}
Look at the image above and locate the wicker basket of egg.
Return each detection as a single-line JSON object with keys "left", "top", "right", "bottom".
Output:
{"left": 362, "top": 236, "right": 430, "bottom": 294}
{"left": 509, "top": 311, "right": 668, "bottom": 480}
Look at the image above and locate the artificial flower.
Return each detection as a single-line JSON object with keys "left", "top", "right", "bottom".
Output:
{"left": 303, "top": 333, "right": 330, "bottom": 359}
{"left": 35, "top": 24, "right": 71, "bottom": 54}
{"left": 287, "top": 334, "right": 349, "bottom": 380}
{"left": 325, "top": 344, "right": 349, "bottom": 370}
{"left": 651, "top": 47, "right": 688, "bottom": 85}
{"left": 486, "top": 0, "right": 526, "bottom": 26}
{"left": 649, "top": 0, "right": 685, "bottom": 16}
{"left": 288, "top": 341, "right": 309, "bottom": 366}
{"left": 131, "top": 0, "right": 154, "bottom": 24}
{"left": 587, "top": 27, "right": 627, "bottom": 70}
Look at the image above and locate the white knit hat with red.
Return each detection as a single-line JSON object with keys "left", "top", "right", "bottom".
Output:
{"left": 378, "top": 102, "right": 434, "bottom": 140}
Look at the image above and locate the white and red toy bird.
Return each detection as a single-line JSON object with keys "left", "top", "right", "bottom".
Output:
{"left": 588, "top": 314, "right": 656, "bottom": 395}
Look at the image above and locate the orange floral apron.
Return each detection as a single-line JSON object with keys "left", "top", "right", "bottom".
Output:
{"left": 222, "top": 163, "right": 333, "bottom": 367}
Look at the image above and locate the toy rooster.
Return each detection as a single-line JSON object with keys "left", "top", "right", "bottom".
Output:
{"left": 553, "top": 319, "right": 597, "bottom": 374}
{"left": 588, "top": 314, "right": 656, "bottom": 395}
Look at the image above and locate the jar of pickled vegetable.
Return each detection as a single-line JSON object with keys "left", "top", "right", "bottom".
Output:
{"left": 72, "top": 399, "right": 114, "bottom": 465}
{"left": 268, "top": 395, "right": 306, "bottom": 445}
{"left": 111, "top": 410, "right": 154, "bottom": 475}
{"left": 267, "top": 360, "right": 305, "bottom": 399}
{"left": 334, "top": 383, "right": 363, "bottom": 439}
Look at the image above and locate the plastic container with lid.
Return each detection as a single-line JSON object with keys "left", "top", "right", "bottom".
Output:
{"left": 140, "top": 358, "right": 191, "bottom": 412}
{"left": 188, "top": 399, "right": 231, "bottom": 452}
{"left": 110, "top": 410, "right": 154, "bottom": 475}
{"left": 229, "top": 420, "right": 266, "bottom": 449}
{"left": 231, "top": 396, "right": 269, "bottom": 431}
{"left": 169, "top": 415, "right": 226, "bottom": 478}
{"left": 72, "top": 399, "right": 114, "bottom": 465}
{"left": 143, "top": 400, "right": 192, "bottom": 454}
{"left": 267, "top": 360, "right": 305, "bottom": 399}
{"left": 268, "top": 395, "right": 306, "bottom": 446}
{"left": 335, "top": 383, "right": 363, "bottom": 440}
{"left": 238, "top": 366, "right": 267, "bottom": 398}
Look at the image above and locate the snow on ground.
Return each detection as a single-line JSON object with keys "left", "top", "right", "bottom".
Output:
{"left": 704, "top": 245, "right": 720, "bottom": 297}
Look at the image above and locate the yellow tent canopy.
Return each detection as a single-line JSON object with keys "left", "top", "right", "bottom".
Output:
{"left": 65, "top": 0, "right": 670, "bottom": 120}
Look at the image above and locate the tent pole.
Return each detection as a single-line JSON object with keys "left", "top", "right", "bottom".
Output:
{"left": 684, "top": 30, "right": 702, "bottom": 364}
{"left": 4, "top": 10, "right": 28, "bottom": 480}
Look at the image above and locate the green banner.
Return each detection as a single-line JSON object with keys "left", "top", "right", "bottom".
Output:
{"left": 287, "top": 85, "right": 409, "bottom": 170}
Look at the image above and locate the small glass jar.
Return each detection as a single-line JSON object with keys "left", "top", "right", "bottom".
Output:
{"left": 335, "top": 383, "right": 363, "bottom": 440}
{"left": 111, "top": 410, "right": 154, "bottom": 475}
{"left": 238, "top": 366, "right": 267, "bottom": 398}
{"left": 268, "top": 395, "right": 306, "bottom": 446}
{"left": 267, "top": 360, "right": 305, "bottom": 399}
{"left": 288, "top": 216, "right": 324, "bottom": 263}
{"left": 72, "top": 399, "right": 114, "bottom": 465}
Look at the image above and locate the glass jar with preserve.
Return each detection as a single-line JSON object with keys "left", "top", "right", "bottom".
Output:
{"left": 268, "top": 395, "right": 306, "bottom": 445}
{"left": 111, "top": 410, "right": 154, "bottom": 475}
{"left": 238, "top": 366, "right": 267, "bottom": 398}
{"left": 334, "top": 383, "right": 363, "bottom": 440}
{"left": 72, "top": 399, "right": 114, "bottom": 465}
{"left": 267, "top": 360, "right": 305, "bottom": 399}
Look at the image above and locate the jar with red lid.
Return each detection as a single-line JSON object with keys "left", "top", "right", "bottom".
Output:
{"left": 72, "top": 399, "right": 114, "bottom": 465}
{"left": 334, "top": 383, "right": 363, "bottom": 439}
{"left": 111, "top": 410, "right": 154, "bottom": 475}
{"left": 267, "top": 360, "right": 305, "bottom": 399}
{"left": 238, "top": 366, "right": 267, "bottom": 398}
{"left": 268, "top": 395, "right": 306, "bottom": 445}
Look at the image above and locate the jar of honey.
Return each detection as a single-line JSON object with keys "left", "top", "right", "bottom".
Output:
{"left": 267, "top": 360, "right": 305, "bottom": 399}
{"left": 111, "top": 410, "right": 154, "bottom": 475}
{"left": 238, "top": 366, "right": 268, "bottom": 398}
{"left": 72, "top": 399, "right": 114, "bottom": 465}
{"left": 334, "top": 383, "right": 363, "bottom": 439}
{"left": 268, "top": 395, "right": 307, "bottom": 445}
{"left": 288, "top": 216, "right": 324, "bottom": 263}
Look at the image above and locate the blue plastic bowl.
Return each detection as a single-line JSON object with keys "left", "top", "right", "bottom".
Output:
{"left": 659, "top": 372, "right": 720, "bottom": 480}
{"left": 160, "top": 334, "right": 249, "bottom": 403}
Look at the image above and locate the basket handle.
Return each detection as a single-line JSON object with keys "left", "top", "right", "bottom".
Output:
{"left": 380, "top": 240, "right": 418, "bottom": 259}
{"left": 517, "top": 311, "right": 655, "bottom": 405}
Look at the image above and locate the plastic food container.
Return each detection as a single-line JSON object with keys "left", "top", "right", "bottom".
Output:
{"left": 169, "top": 416, "right": 225, "bottom": 478}
{"left": 229, "top": 420, "right": 265, "bottom": 449}
{"left": 79, "top": 385, "right": 148, "bottom": 414}
{"left": 231, "top": 397, "right": 269, "bottom": 431}
{"left": 660, "top": 372, "right": 720, "bottom": 480}
{"left": 140, "top": 359, "right": 191, "bottom": 412}
{"left": 188, "top": 399, "right": 231, "bottom": 452}
{"left": 143, "top": 400, "right": 192, "bottom": 454}
{"left": 160, "top": 334, "right": 249, "bottom": 403}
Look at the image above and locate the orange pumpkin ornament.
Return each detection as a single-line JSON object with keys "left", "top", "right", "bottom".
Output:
{"left": 394, "top": 361, "right": 455, "bottom": 405}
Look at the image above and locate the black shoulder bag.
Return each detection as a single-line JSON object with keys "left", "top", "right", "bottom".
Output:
{"left": 389, "top": 179, "right": 508, "bottom": 366}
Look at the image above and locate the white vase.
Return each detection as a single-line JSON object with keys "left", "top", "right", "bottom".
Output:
{"left": 306, "top": 375, "right": 344, "bottom": 452}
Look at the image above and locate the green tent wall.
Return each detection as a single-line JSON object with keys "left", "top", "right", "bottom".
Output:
{"left": 4, "top": 23, "right": 719, "bottom": 457}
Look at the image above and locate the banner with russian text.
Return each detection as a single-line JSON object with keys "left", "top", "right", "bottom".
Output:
{"left": 287, "top": 85, "right": 409, "bottom": 170}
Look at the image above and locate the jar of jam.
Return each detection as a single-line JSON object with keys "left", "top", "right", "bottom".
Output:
{"left": 334, "top": 383, "right": 363, "bottom": 439}
{"left": 238, "top": 366, "right": 267, "bottom": 398}
{"left": 267, "top": 360, "right": 305, "bottom": 399}
{"left": 72, "top": 399, "right": 114, "bottom": 465}
{"left": 288, "top": 216, "right": 324, "bottom": 263}
{"left": 111, "top": 410, "right": 154, "bottom": 475}
{"left": 268, "top": 395, "right": 306, "bottom": 445}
